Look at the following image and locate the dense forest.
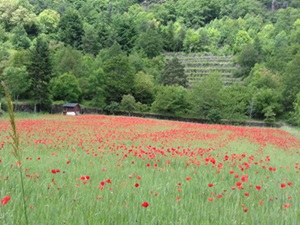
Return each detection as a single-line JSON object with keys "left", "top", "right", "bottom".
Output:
{"left": 0, "top": 0, "right": 300, "bottom": 124}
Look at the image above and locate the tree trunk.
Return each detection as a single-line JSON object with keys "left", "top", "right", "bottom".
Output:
{"left": 34, "top": 101, "right": 37, "bottom": 113}
{"left": 272, "top": 0, "right": 276, "bottom": 12}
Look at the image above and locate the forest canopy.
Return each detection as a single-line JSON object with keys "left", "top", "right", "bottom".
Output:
{"left": 0, "top": 0, "right": 300, "bottom": 124}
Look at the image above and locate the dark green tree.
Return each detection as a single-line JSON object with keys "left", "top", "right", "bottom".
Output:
{"left": 235, "top": 44, "right": 260, "bottom": 78}
{"left": 160, "top": 57, "right": 187, "bottom": 87}
{"left": 58, "top": 9, "right": 83, "bottom": 49}
{"left": 151, "top": 85, "right": 189, "bottom": 116}
{"left": 82, "top": 23, "right": 101, "bottom": 55}
{"left": 28, "top": 36, "right": 52, "bottom": 112}
{"left": 103, "top": 55, "right": 134, "bottom": 103}
{"left": 282, "top": 53, "right": 300, "bottom": 111}
{"left": 113, "top": 14, "right": 137, "bottom": 53}
{"left": 133, "top": 71, "right": 154, "bottom": 105}
{"left": 120, "top": 94, "right": 137, "bottom": 115}
{"left": 2, "top": 66, "right": 31, "bottom": 101}
{"left": 51, "top": 73, "right": 82, "bottom": 102}
{"left": 52, "top": 46, "right": 84, "bottom": 78}
{"left": 220, "top": 85, "right": 248, "bottom": 120}
{"left": 134, "top": 25, "right": 163, "bottom": 59}
{"left": 11, "top": 24, "right": 31, "bottom": 49}
{"left": 189, "top": 73, "right": 223, "bottom": 120}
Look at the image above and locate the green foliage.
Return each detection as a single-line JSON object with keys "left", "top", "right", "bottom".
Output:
{"left": 120, "top": 94, "right": 136, "bottom": 115}
{"left": 234, "top": 44, "right": 260, "bottom": 78}
{"left": 244, "top": 65, "right": 282, "bottom": 120}
{"left": 105, "top": 101, "right": 120, "bottom": 114}
{"left": 176, "top": 0, "right": 221, "bottom": 29}
{"left": 51, "top": 73, "right": 82, "bottom": 102}
{"left": 220, "top": 85, "right": 248, "bottom": 120}
{"left": 133, "top": 71, "right": 154, "bottom": 105}
{"left": 82, "top": 23, "right": 101, "bottom": 55}
{"left": 103, "top": 55, "right": 134, "bottom": 103}
{"left": 11, "top": 24, "right": 31, "bottom": 49}
{"left": 189, "top": 73, "right": 223, "bottom": 120}
{"left": 160, "top": 57, "right": 187, "bottom": 87}
{"left": 282, "top": 53, "right": 300, "bottom": 111}
{"left": 134, "top": 25, "right": 164, "bottom": 58}
{"left": 28, "top": 36, "right": 52, "bottom": 112}
{"left": 233, "top": 30, "right": 253, "bottom": 54}
{"left": 151, "top": 85, "right": 189, "bottom": 116}
{"left": 36, "top": 9, "right": 60, "bottom": 34}
{"left": 58, "top": 9, "right": 83, "bottom": 49}
{"left": 250, "top": 88, "right": 282, "bottom": 120}
{"left": 2, "top": 66, "right": 31, "bottom": 100}
{"left": 52, "top": 46, "right": 84, "bottom": 77}
{"left": 289, "top": 92, "right": 300, "bottom": 126}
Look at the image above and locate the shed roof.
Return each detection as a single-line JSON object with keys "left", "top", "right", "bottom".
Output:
{"left": 63, "top": 103, "right": 80, "bottom": 108}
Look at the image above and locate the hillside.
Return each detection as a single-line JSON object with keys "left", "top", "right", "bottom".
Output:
{"left": 165, "top": 53, "right": 242, "bottom": 86}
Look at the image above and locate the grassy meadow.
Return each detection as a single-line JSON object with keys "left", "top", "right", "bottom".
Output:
{"left": 1, "top": 114, "right": 300, "bottom": 225}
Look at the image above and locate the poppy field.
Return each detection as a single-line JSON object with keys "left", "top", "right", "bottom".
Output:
{"left": 1, "top": 114, "right": 300, "bottom": 225}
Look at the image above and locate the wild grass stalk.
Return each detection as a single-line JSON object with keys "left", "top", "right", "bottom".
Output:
{"left": 1, "top": 81, "right": 28, "bottom": 225}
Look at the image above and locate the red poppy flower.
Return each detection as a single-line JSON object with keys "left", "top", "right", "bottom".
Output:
{"left": 236, "top": 181, "right": 242, "bottom": 187}
{"left": 283, "top": 203, "right": 291, "bottom": 209}
{"left": 186, "top": 176, "right": 191, "bottom": 181}
{"left": 244, "top": 192, "right": 249, "bottom": 197}
{"left": 134, "top": 183, "right": 139, "bottom": 188}
{"left": 208, "top": 183, "right": 214, "bottom": 187}
{"left": 241, "top": 174, "right": 248, "bottom": 182}
{"left": 256, "top": 185, "right": 261, "bottom": 190}
{"left": 243, "top": 208, "right": 248, "bottom": 212}
{"left": 1, "top": 196, "right": 10, "bottom": 205}
{"left": 51, "top": 170, "right": 57, "bottom": 174}
{"left": 208, "top": 197, "right": 214, "bottom": 202}
{"left": 287, "top": 182, "right": 293, "bottom": 186}
{"left": 142, "top": 202, "right": 149, "bottom": 208}
{"left": 229, "top": 170, "right": 234, "bottom": 174}
{"left": 280, "top": 183, "right": 286, "bottom": 188}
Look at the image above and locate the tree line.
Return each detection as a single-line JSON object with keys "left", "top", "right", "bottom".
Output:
{"left": 0, "top": 0, "right": 300, "bottom": 125}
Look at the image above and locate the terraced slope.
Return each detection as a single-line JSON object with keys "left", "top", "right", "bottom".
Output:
{"left": 165, "top": 53, "right": 242, "bottom": 86}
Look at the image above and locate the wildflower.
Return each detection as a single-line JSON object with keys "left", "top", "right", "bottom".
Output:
{"left": 141, "top": 202, "right": 149, "bottom": 208}
{"left": 236, "top": 181, "right": 242, "bottom": 187}
{"left": 1, "top": 196, "right": 10, "bottom": 205}
{"left": 241, "top": 174, "right": 248, "bottom": 182}
{"left": 134, "top": 183, "right": 139, "bottom": 188}
{"left": 280, "top": 183, "right": 286, "bottom": 189}
{"left": 208, "top": 183, "right": 214, "bottom": 187}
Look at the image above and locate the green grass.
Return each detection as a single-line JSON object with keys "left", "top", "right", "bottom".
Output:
{"left": 0, "top": 115, "right": 300, "bottom": 224}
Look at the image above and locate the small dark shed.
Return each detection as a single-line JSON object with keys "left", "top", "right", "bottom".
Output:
{"left": 62, "top": 103, "right": 81, "bottom": 115}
